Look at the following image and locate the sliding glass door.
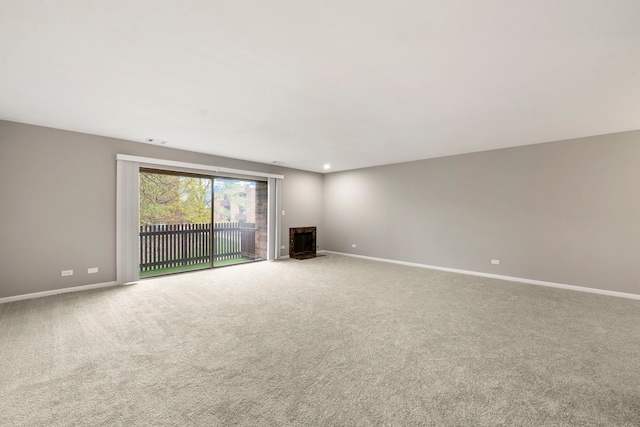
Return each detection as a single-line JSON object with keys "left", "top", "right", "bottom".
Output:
{"left": 139, "top": 170, "right": 267, "bottom": 277}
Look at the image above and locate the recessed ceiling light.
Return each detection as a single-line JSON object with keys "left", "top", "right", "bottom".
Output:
{"left": 323, "top": 164, "right": 331, "bottom": 170}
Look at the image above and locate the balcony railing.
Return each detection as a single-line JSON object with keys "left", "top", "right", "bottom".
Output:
{"left": 139, "top": 222, "right": 256, "bottom": 276}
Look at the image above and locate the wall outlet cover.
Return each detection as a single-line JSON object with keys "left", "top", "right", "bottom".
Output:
{"left": 88, "top": 267, "right": 99, "bottom": 274}
{"left": 61, "top": 270, "right": 73, "bottom": 276}
{"left": 491, "top": 259, "right": 500, "bottom": 265}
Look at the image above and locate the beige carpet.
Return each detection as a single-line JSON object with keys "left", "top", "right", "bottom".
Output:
{"left": 1, "top": 254, "right": 639, "bottom": 426}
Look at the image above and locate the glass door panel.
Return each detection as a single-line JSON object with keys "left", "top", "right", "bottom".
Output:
{"left": 213, "top": 178, "right": 267, "bottom": 267}
{"left": 139, "top": 170, "right": 212, "bottom": 277}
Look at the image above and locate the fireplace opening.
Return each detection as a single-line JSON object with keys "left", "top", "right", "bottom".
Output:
{"left": 289, "top": 227, "right": 316, "bottom": 260}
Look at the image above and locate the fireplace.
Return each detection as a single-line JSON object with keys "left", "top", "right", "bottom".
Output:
{"left": 289, "top": 227, "right": 316, "bottom": 260}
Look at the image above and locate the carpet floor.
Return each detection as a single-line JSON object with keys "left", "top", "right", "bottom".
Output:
{"left": 1, "top": 254, "right": 639, "bottom": 426}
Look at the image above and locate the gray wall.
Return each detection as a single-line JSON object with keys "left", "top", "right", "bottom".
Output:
{"left": 0, "top": 121, "right": 323, "bottom": 298}
{"left": 323, "top": 131, "right": 640, "bottom": 295}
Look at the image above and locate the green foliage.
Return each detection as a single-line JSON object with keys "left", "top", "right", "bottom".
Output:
{"left": 139, "top": 172, "right": 211, "bottom": 225}
{"left": 139, "top": 173, "right": 182, "bottom": 225}
{"left": 182, "top": 178, "right": 212, "bottom": 224}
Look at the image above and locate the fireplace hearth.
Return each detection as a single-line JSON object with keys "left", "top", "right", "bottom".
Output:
{"left": 289, "top": 227, "right": 316, "bottom": 260}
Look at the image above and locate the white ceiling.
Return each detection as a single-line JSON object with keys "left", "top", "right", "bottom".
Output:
{"left": 1, "top": 1, "right": 639, "bottom": 173}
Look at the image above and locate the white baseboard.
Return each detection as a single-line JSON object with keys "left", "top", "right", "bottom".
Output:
{"left": 322, "top": 251, "right": 640, "bottom": 301}
{"left": 4, "top": 253, "right": 637, "bottom": 302}
{"left": 0, "top": 281, "right": 120, "bottom": 304}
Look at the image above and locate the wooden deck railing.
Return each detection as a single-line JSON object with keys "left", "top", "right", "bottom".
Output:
{"left": 139, "top": 222, "right": 256, "bottom": 273}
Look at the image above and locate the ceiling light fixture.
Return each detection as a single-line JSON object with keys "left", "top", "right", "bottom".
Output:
{"left": 323, "top": 164, "right": 331, "bottom": 170}
{"left": 145, "top": 138, "right": 167, "bottom": 145}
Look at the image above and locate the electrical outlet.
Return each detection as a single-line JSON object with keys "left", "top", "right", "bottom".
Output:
{"left": 88, "top": 267, "right": 98, "bottom": 274}
{"left": 491, "top": 259, "right": 500, "bottom": 265}
{"left": 352, "top": 244, "right": 357, "bottom": 248}
{"left": 61, "top": 270, "right": 73, "bottom": 276}
{"left": 280, "top": 245, "right": 285, "bottom": 250}
{"left": 282, "top": 210, "right": 285, "bottom": 215}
